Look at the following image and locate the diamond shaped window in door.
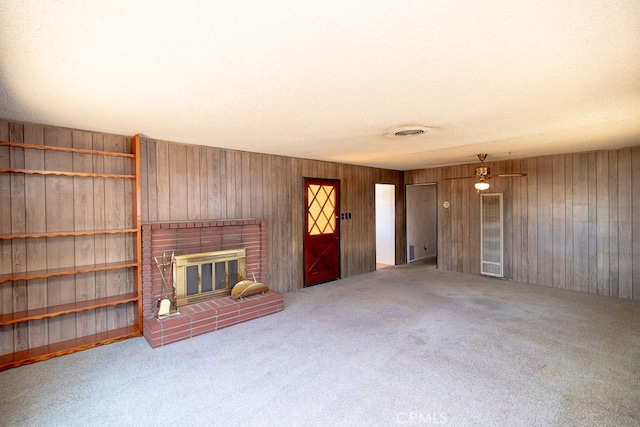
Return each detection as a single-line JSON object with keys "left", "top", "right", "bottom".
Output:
{"left": 307, "top": 184, "right": 336, "bottom": 235}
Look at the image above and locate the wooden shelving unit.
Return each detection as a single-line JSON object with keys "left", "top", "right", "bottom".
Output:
{"left": 0, "top": 229, "right": 138, "bottom": 240}
{"left": 0, "top": 135, "right": 143, "bottom": 371}
{"left": 0, "top": 261, "right": 139, "bottom": 285}
{"left": 0, "top": 326, "right": 139, "bottom": 371}
{"left": 0, "top": 293, "right": 140, "bottom": 326}
{"left": 0, "top": 168, "right": 135, "bottom": 179}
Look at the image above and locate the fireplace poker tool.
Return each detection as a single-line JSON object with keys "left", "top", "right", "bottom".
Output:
{"left": 154, "top": 251, "right": 177, "bottom": 318}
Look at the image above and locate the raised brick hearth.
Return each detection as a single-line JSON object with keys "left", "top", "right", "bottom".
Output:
{"left": 143, "top": 291, "right": 284, "bottom": 347}
{"left": 141, "top": 219, "right": 283, "bottom": 347}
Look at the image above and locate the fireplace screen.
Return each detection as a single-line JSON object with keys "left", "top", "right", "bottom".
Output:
{"left": 173, "top": 248, "right": 246, "bottom": 305}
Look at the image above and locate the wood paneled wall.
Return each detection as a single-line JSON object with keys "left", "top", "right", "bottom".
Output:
{"left": 0, "top": 119, "right": 136, "bottom": 354}
{"left": 139, "top": 138, "right": 404, "bottom": 293}
{"left": 12, "top": 118, "right": 637, "bottom": 302}
{"left": 406, "top": 147, "right": 640, "bottom": 300}
{"left": 2, "top": 118, "right": 404, "bottom": 299}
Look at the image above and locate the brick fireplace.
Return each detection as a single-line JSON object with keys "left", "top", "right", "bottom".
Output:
{"left": 141, "top": 219, "right": 283, "bottom": 347}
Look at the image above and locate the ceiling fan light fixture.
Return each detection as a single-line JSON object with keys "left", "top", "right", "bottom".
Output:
{"left": 475, "top": 166, "right": 490, "bottom": 176}
{"left": 444, "top": 154, "right": 525, "bottom": 191}
{"left": 474, "top": 181, "right": 490, "bottom": 191}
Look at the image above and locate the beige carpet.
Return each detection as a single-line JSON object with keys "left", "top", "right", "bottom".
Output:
{"left": 1, "top": 263, "right": 638, "bottom": 426}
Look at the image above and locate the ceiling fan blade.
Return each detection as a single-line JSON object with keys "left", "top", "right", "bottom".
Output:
{"left": 495, "top": 173, "right": 527, "bottom": 177}
{"left": 443, "top": 175, "right": 477, "bottom": 180}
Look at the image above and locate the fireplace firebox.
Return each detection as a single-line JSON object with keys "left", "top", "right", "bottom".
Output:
{"left": 173, "top": 248, "right": 247, "bottom": 305}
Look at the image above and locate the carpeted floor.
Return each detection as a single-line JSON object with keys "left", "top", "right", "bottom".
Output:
{"left": 1, "top": 263, "right": 639, "bottom": 426}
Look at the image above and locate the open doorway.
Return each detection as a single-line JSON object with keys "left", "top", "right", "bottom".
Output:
{"left": 375, "top": 184, "right": 395, "bottom": 269}
{"left": 406, "top": 183, "right": 437, "bottom": 267}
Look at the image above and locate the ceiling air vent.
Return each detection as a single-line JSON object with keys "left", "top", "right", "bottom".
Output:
{"left": 395, "top": 128, "right": 424, "bottom": 136}
{"left": 391, "top": 125, "right": 429, "bottom": 137}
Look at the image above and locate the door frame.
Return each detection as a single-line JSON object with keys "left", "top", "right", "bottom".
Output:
{"left": 405, "top": 183, "right": 438, "bottom": 264}
{"left": 375, "top": 183, "right": 396, "bottom": 267}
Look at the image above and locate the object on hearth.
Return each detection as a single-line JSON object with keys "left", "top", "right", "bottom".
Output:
{"left": 231, "top": 280, "right": 269, "bottom": 299}
{"left": 154, "top": 250, "right": 180, "bottom": 318}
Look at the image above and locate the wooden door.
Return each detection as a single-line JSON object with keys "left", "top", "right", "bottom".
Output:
{"left": 303, "top": 178, "right": 340, "bottom": 286}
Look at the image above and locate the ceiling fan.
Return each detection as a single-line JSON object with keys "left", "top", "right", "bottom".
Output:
{"left": 445, "top": 154, "right": 527, "bottom": 191}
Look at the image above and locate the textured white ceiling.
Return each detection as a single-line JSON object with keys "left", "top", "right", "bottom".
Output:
{"left": 1, "top": 1, "right": 639, "bottom": 170}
